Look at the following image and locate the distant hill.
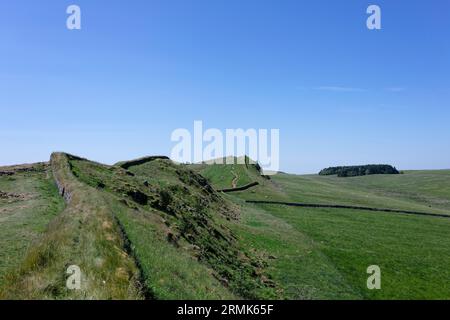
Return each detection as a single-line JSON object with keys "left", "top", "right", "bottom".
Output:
{"left": 188, "top": 156, "right": 270, "bottom": 190}
{"left": 319, "top": 164, "right": 399, "bottom": 177}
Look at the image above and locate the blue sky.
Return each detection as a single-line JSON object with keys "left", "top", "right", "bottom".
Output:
{"left": 1, "top": 0, "right": 449, "bottom": 173}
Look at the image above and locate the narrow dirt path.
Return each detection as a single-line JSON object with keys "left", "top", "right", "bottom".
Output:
{"left": 231, "top": 168, "right": 239, "bottom": 188}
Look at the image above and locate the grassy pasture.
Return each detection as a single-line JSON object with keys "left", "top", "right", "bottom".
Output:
{"left": 0, "top": 164, "right": 64, "bottom": 288}
{"left": 271, "top": 170, "right": 450, "bottom": 214}
{"left": 198, "top": 163, "right": 450, "bottom": 299}
{"left": 237, "top": 203, "right": 450, "bottom": 299}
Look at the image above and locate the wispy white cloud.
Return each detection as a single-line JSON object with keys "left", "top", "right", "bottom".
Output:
{"left": 313, "top": 86, "right": 367, "bottom": 93}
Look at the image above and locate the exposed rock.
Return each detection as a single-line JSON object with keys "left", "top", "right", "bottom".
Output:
{"left": 126, "top": 190, "right": 148, "bottom": 205}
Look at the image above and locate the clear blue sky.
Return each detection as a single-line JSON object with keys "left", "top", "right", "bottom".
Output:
{"left": 1, "top": 0, "right": 449, "bottom": 173}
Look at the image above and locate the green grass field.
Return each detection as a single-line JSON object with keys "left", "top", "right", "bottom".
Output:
{"left": 0, "top": 155, "right": 449, "bottom": 299}
{"left": 198, "top": 164, "right": 450, "bottom": 299}
{"left": 0, "top": 164, "right": 65, "bottom": 288}
{"left": 271, "top": 171, "right": 450, "bottom": 214}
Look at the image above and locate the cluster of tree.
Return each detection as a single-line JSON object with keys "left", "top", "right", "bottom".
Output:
{"left": 319, "top": 165, "right": 399, "bottom": 177}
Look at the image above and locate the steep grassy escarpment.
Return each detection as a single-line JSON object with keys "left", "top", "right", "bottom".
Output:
{"left": 0, "top": 153, "right": 279, "bottom": 299}
{"left": 69, "top": 156, "right": 280, "bottom": 299}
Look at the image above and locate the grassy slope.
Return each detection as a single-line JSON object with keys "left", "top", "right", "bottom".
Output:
{"left": 0, "top": 154, "right": 280, "bottom": 300}
{"left": 230, "top": 201, "right": 360, "bottom": 299}
{"left": 107, "top": 198, "right": 235, "bottom": 299}
{"left": 198, "top": 164, "right": 450, "bottom": 299}
{"left": 190, "top": 157, "right": 269, "bottom": 190}
{"left": 196, "top": 164, "right": 255, "bottom": 189}
{"left": 69, "top": 157, "right": 280, "bottom": 299}
{"left": 0, "top": 164, "right": 65, "bottom": 287}
{"left": 252, "top": 204, "right": 450, "bottom": 299}
{"left": 1, "top": 154, "right": 144, "bottom": 299}
{"left": 69, "top": 158, "right": 237, "bottom": 299}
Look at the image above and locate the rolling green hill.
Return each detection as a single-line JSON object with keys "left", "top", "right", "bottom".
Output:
{"left": 189, "top": 156, "right": 270, "bottom": 190}
{"left": 0, "top": 154, "right": 449, "bottom": 300}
